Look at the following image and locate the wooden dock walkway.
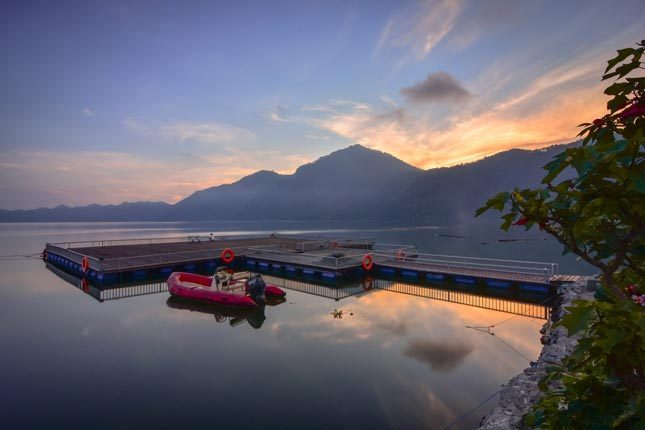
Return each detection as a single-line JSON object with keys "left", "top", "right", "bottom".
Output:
{"left": 44, "top": 234, "right": 563, "bottom": 288}
{"left": 72, "top": 236, "right": 303, "bottom": 259}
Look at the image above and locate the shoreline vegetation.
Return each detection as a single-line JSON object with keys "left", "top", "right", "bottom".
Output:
{"left": 477, "top": 41, "right": 644, "bottom": 428}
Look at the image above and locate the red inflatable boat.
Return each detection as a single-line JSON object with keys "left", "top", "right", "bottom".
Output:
{"left": 167, "top": 271, "right": 286, "bottom": 308}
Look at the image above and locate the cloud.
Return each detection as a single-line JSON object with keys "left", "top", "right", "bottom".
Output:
{"left": 124, "top": 118, "right": 255, "bottom": 145}
{"left": 300, "top": 35, "right": 628, "bottom": 169}
{"left": 375, "top": 0, "right": 465, "bottom": 65}
{"left": 265, "top": 105, "right": 290, "bottom": 123}
{"left": 380, "top": 95, "right": 398, "bottom": 108}
{"left": 304, "top": 134, "right": 330, "bottom": 141}
{"left": 403, "top": 338, "right": 473, "bottom": 371}
{"left": 161, "top": 122, "right": 255, "bottom": 144}
{"left": 401, "top": 72, "right": 471, "bottom": 103}
{"left": 0, "top": 148, "right": 305, "bottom": 209}
{"left": 444, "top": 0, "right": 519, "bottom": 51}
{"left": 82, "top": 107, "right": 95, "bottom": 117}
{"left": 307, "top": 85, "right": 604, "bottom": 168}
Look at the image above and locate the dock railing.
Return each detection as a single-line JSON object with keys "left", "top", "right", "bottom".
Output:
{"left": 50, "top": 236, "right": 196, "bottom": 249}
{"left": 51, "top": 234, "right": 377, "bottom": 250}
{"left": 296, "top": 237, "right": 376, "bottom": 252}
{"left": 47, "top": 235, "right": 559, "bottom": 282}
{"left": 246, "top": 246, "right": 365, "bottom": 270}
{"left": 99, "top": 245, "right": 252, "bottom": 272}
{"left": 374, "top": 243, "right": 418, "bottom": 255}
{"left": 45, "top": 243, "right": 103, "bottom": 272}
{"left": 372, "top": 251, "right": 558, "bottom": 282}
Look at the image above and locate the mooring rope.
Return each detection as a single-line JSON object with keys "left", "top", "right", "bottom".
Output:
{"left": 0, "top": 252, "right": 43, "bottom": 261}
{"left": 465, "top": 295, "right": 553, "bottom": 363}
{"left": 442, "top": 389, "right": 501, "bottom": 430}
{"left": 465, "top": 294, "right": 553, "bottom": 331}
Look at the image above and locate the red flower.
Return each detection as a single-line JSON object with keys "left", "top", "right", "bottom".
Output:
{"left": 634, "top": 294, "right": 645, "bottom": 307}
{"left": 619, "top": 104, "right": 645, "bottom": 119}
{"left": 513, "top": 217, "right": 528, "bottom": 226}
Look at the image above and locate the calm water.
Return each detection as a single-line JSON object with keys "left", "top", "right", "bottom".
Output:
{"left": 0, "top": 222, "right": 595, "bottom": 429}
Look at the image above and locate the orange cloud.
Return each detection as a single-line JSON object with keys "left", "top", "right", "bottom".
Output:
{"left": 0, "top": 149, "right": 307, "bottom": 207}
{"left": 308, "top": 70, "right": 607, "bottom": 169}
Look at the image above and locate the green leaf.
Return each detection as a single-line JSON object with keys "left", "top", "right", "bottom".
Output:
{"left": 559, "top": 302, "right": 595, "bottom": 335}
{"left": 628, "top": 170, "right": 645, "bottom": 193}
{"left": 474, "top": 206, "right": 488, "bottom": 217}
{"left": 543, "top": 161, "right": 569, "bottom": 184}
{"left": 607, "top": 95, "right": 628, "bottom": 112}
{"left": 604, "top": 48, "right": 634, "bottom": 74}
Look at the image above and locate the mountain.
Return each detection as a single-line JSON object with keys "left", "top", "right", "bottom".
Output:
{"left": 174, "top": 144, "right": 423, "bottom": 220}
{"left": 385, "top": 145, "right": 575, "bottom": 224}
{"left": 0, "top": 143, "right": 576, "bottom": 223}
{"left": 0, "top": 201, "right": 172, "bottom": 222}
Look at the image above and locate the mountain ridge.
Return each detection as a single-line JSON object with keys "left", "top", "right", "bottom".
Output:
{"left": 0, "top": 143, "right": 576, "bottom": 222}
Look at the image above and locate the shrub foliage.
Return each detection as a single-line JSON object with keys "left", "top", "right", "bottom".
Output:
{"left": 477, "top": 41, "right": 644, "bottom": 428}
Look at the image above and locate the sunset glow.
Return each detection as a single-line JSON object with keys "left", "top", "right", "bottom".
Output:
{"left": 1, "top": 0, "right": 643, "bottom": 208}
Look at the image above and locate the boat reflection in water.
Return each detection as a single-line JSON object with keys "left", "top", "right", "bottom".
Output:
{"left": 46, "top": 262, "right": 288, "bottom": 329}
{"left": 166, "top": 295, "right": 286, "bottom": 329}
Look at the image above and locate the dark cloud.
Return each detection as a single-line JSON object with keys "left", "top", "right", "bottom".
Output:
{"left": 373, "top": 318, "right": 408, "bottom": 335}
{"left": 401, "top": 72, "right": 471, "bottom": 103}
{"left": 403, "top": 338, "right": 473, "bottom": 372}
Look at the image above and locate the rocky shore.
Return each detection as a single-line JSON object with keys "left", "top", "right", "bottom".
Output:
{"left": 478, "top": 276, "right": 595, "bottom": 430}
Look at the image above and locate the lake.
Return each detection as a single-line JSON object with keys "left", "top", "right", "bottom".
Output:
{"left": 0, "top": 221, "right": 595, "bottom": 429}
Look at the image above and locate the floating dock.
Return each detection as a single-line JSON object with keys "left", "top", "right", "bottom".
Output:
{"left": 44, "top": 233, "right": 562, "bottom": 291}
{"left": 46, "top": 263, "right": 553, "bottom": 320}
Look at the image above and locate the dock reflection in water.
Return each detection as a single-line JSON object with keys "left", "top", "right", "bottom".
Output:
{"left": 30, "top": 254, "right": 556, "bottom": 430}
{"left": 46, "top": 262, "right": 553, "bottom": 323}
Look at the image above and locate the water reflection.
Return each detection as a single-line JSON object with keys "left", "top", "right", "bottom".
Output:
{"left": 46, "top": 261, "right": 552, "bottom": 322}
{"left": 166, "top": 297, "right": 273, "bottom": 329}
{"left": 167, "top": 294, "right": 286, "bottom": 329}
{"left": 2, "top": 223, "right": 576, "bottom": 430}
{"left": 45, "top": 260, "right": 551, "bottom": 368}
{"left": 40, "top": 256, "right": 553, "bottom": 429}
{"left": 403, "top": 338, "right": 474, "bottom": 372}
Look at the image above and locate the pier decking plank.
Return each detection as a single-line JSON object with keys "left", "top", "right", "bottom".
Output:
{"left": 72, "top": 237, "right": 304, "bottom": 259}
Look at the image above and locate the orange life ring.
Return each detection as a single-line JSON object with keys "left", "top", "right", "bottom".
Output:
{"left": 395, "top": 250, "right": 406, "bottom": 261}
{"left": 221, "top": 248, "right": 235, "bottom": 264}
{"left": 361, "top": 254, "right": 374, "bottom": 271}
{"left": 362, "top": 277, "right": 374, "bottom": 291}
{"left": 81, "top": 278, "right": 89, "bottom": 293}
{"left": 82, "top": 256, "right": 90, "bottom": 272}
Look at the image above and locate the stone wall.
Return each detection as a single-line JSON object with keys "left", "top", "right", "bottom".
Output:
{"left": 478, "top": 277, "right": 594, "bottom": 430}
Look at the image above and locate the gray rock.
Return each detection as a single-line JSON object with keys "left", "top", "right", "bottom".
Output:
{"left": 478, "top": 277, "right": 594, "bottom": 430}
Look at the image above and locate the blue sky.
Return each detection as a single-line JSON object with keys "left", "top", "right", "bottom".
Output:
{"left": 1, "top": 0, "right": 644, "bottom": 209}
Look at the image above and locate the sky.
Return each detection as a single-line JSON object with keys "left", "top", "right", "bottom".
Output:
{"left": 1, "top": 0, "right": 644, "bottom": 209}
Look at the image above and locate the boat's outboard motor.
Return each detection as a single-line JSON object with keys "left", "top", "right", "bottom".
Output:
{"left": 245, "top": 274, "right": 267, "bottom": 302}
{"left": 245, "top": 304, "right": 266, "bottom": 329}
